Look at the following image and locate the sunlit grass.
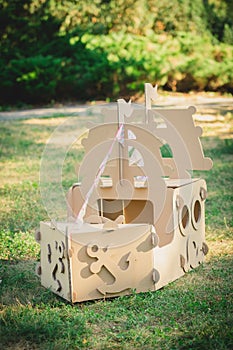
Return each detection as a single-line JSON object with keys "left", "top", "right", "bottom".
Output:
{"left": 0, "top": 109, "right": 232, "bottom": 349}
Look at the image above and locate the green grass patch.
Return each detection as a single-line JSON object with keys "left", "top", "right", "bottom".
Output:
{"left": 0, "top": 110, "right": 232, "bottom": 349}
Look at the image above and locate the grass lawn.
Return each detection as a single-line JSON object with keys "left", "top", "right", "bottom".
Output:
{"left": 0, "top": 105, "right": 232, "bottom": 349}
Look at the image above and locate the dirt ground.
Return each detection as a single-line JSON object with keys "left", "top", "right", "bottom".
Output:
{"left": 0, "top": 93, "right": 232, "bottom": 121}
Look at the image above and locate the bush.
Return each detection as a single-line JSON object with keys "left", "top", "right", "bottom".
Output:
{"left": 81, "top": 32, "right": 233, "bottom": 95}
{"left": 0, "top": 32, "right": 232, "bottom": 105}
{"left": 0, "top": 1, "right": 233, "bottom": 105}
{"left": 0, "top": 41, "right": 113, "bottom": 104}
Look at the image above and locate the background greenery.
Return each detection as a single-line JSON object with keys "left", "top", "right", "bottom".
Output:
{"left": 0, "top": 0, "right": 233, "bottom": 106}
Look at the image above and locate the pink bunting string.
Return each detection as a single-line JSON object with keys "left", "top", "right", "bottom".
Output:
{"left": 76, "top": 123, "right": 124, "bottom": 225}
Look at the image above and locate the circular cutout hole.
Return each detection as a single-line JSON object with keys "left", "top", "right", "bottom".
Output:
{"left": 181, "top": 205, "right": 189, "bottom": 229}
{"left": 91, "top": 245, "right": 99, "bottom": 253}
{"left": 194, "top": 200, "right": 201, "bottom": 223}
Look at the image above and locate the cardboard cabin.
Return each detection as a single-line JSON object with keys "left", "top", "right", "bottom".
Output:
{"left": 35, "top": 84, "right": 213, "bottom": 303}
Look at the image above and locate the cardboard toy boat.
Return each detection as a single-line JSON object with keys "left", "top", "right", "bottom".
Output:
{"left": 35, "top": 84, "right": 212, "bottom": 303}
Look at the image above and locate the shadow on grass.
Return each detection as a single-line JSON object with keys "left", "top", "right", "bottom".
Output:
{"left": 0, "top": 252, "right": 232, "bottom": 349}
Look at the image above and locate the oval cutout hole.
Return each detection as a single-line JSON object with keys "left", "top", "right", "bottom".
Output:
{"left": 181, "top": 205, "right": 189, "bottom": 229}
{"left": 194, "top": 200, "right": 201, "bottom": 223}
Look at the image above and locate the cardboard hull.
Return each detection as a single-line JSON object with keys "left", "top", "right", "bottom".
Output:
{"left": 36, "top": 179, "right": 208, "bottom": 302}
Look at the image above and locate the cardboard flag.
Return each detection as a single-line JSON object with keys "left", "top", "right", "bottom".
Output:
{"left": 145, "top": 83, "right": 158, "bottom": 110}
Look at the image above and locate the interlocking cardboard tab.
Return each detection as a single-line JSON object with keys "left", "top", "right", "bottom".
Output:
{"left": 36, "top": 84, "right": 212, "bottom": 302}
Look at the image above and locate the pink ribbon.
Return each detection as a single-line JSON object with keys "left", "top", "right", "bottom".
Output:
{"left": 76, "top": 123, "right": 124, "bottom": 224}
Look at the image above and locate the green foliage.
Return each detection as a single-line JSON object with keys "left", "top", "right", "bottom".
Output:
{"left": 205, "top": 0, "right": 233, "bottom": 44}
{"left": 1, "top": 55, "right": 62, "bottom": 103}
{"left": 0, "top": 41, "right": 113, "bottom": 104}
{"left": 43, "top": 0, "right": 230, "bottom": 39}
{"left": 0, "top": 0, "right": 233, "bottom": 105}
{"left": 81, "top": 32, "right": 233, "bottom": 94}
